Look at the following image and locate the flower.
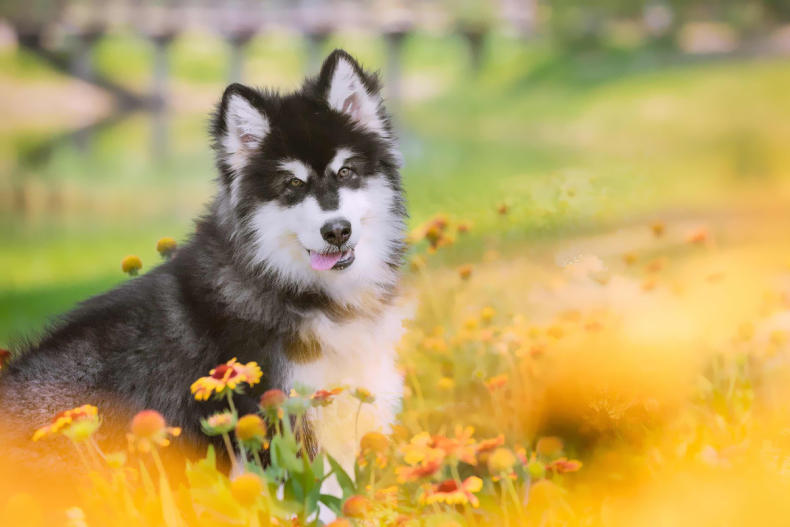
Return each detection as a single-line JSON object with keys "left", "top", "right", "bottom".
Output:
{"left": 231, "top": 473, "right": 263, "bottom": 506}
{"left": 260, "top": 389, "right": 286, "bottom": 409}
{"left": 156, "top": 237, "right": 177, "bottom": 259}
{"left": 32, "top": 404, "right": 100, "bottom": 442}
{"left": 127, "top": 410, "right": 180, "bottom": 452}
{"left": 476, "top": 434, "right": 506, "bottom": 455}
{"left": 396, "top": 449, "right": 445, "bottom": 482}
{"left": 433, "top": 426, "right": 478, "bottom": 465}
{"left": 236, "top": 414, "right": 266, "bottom": 450}
{"left": 651, "top": 221, "right": 665, "bottom": 237}
{"left": 0, "top": 348, "right": 11, "bottom": 369}
{"left": 201, "top": 411, "right": 237, "bottom": 436}
{"left": 359, "top": 431, "right": 389, "bottom": 468}
{"left": 480, "top": 306, "right": 496, "bottom": 323}
{"left": 485, "top": 374, "right": 508, "bottom": 391}
{"left": 438, "top": 377, "right": 455, "bottom": 390}
{"left": 488, "top": 447, "right": 517, "bottom": 473}
{"left": 546, "top": 457, "right": 583, "bottom": 473}
{"left": 421, "top": 476, "right": 483, "bottom": 508}
{"left": 536, "top": 436, "right": 564, "bottom": 458}
{"left": 311, "top": 387, "right": 343, "bottom": 407}
{"left": 326, "top": 520, "right": 352, "bottom": 527}
{"left": 121, "top": 255, "right": 142, "bottom": 276}
{"left": 458, "top": 265, "right": 473, "bottom": 280}
{"left": 352, "top": 387, "right": 375, "bottom": 404}
{"left": 497, "top": 203, "right": 509, "bottom": 215}
{"left": 342, "top": 495, "right": 371, "bottom": 518}
{"left": 191, "top": 358, "right": 262, "bottom": 401}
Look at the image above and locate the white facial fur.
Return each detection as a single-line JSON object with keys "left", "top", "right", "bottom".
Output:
{"left": 246, "top": 166, "right": 402, "bottom": 307}
{"left": 327, "top": 58, "right": 386, "bottom": 137}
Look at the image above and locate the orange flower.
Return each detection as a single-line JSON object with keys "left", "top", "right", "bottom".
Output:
{"left": 485, "top": 374, "right": 508, "bottom": 391}
{"left": 311, "top": 387, "right": 343, "bottom": 407}
{"left": 397, "top": 433, "right": 445, "bottom": 482}
{"left": 458, "top": 265, "right": 473, "bottom": 280}
{"left": 127, "top": 410, "right": 180, "bottom": 452}
{"left": 190, "top": 358, "right": 262, "bottom": 401}
{"left": 651, "top": 221, "right": 665, "bottom": 237}
{"left": 342, "top": 495, "right": 371, "bottom": 518}
{"left": 32, "top": 404, "right": 100, "bottom": 442}
{"left": 433, "top": 426, "right": 478, "bottom": 465}
{"left": 421, "top": 476, "right": 483, "bottom": 508}
{"left": 476, "top": 434, "right": 505, "bottom": 455}
{"left": 546, "top": 457, "right": 583, "bottom": 473}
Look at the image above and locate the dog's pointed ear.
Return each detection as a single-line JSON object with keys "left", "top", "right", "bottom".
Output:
{"left": 319, "top": 50, "right": 387, "bottom": 136}
{"left": 215, "top": 83, "right": 270, "bottom": 174}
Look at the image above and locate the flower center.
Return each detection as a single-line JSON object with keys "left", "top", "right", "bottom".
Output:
{"left": 437, "top": 480, "right": 459, "bottom": 493}
{"left": 211, "top": 364, "right": 237, "bottom": 380}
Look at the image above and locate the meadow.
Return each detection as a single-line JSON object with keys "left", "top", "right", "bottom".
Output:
{"left": 2, "top": 32, "right": 790, "bottom": 526}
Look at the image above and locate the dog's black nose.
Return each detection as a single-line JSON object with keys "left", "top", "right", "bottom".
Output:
{"left": 321, "top": 219, "right": 352, "bottom": 246}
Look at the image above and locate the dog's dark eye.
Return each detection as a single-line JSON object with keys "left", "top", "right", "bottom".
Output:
{"left": 337, "top": 167, "right": 356, "bottom": 181}
{"left": 288, "top": 177, "right": 304, "bottom": 188}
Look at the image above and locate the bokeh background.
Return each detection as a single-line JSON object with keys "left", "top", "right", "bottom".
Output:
{"left": 5, "top": 2, "right": 790, "bottom": 525}
{"left": 1, "top": 0, "right": 790, "bottom": 351}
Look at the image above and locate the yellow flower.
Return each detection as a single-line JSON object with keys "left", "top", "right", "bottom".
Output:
{"left": 438, "top": 377, "right": 455, "bottom": 390}
{"left": 488, "top": 447, "right": 517, "bottom": 473}
{"left": 480, "top": 306, "right": 496, "bottom": 323}
{"left": 421, "top": 476, "right": 483, "bottom": 508}
{"left": 32, "top": 404, "right": 100, "bottom": 442}
{"left": 156, "top": 237, "right": 178, "bottom": 259}
{"left": 190, "top": 358, "right": 262, "bottom": 401}
{"left": 352, "top": 387, "right": 375, "bottom": 403}
{"left": 127, "top": 409, "right": 180, "bottom": 453}
{"left": 235, "top": 414, "right": 265, "bottom": 442}
{"left": 121, "top": 255, "right": 142, "bottom": 276}
{"left": 231, "top": 473, "right": 263, "bottom": 506}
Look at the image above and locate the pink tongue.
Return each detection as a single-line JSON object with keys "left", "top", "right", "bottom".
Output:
{"left": 309, "top": 251, "right": 343, "bottom": 271}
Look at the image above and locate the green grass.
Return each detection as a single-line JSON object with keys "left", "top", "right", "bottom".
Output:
{"left": 2, "top": 34, "right": 790, "bottom": 345}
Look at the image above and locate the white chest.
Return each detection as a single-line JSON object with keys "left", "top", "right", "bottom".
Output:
{"left": 286, "top": 301, "right": 409, "bottom": 470}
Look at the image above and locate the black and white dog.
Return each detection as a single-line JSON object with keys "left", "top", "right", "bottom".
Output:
{"left": 0, "top": 50, "right": 408, "bottom": 479}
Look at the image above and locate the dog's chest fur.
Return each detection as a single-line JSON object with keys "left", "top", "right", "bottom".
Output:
{"left": 287, "top": 301, "right": 408, "bottom": 470}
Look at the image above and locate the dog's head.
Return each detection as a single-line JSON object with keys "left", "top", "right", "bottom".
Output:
{"left": 211, "top": 50, "right": 405, "bottom": 306}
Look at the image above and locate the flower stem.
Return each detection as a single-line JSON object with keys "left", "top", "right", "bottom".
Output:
{"left": 503, "top": 474, "right": 526, "bottom": 524}
{"left": 225, "top": 391, "right": 237, "bottom": 415}
{"left": 354, "top": 400, "right": 363, "bottom": 446}
{"left": 222, "top": 432, "right": 238, "bottom": 472}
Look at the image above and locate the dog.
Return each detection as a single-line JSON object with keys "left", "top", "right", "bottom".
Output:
{"left": 0, "top": 50, "right": 408, "bottom": 486}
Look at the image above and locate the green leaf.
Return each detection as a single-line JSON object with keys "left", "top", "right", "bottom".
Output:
{"left": 318, "top": 494, "right": 342, "bottom": 514}
{"left": 326, "top": 454, "right": 355, "bottom": 498}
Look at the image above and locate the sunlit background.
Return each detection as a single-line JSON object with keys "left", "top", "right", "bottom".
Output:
{"left": 3, "top": 0, "right": 789, "bottom": 345}
{"left": 3, "top": 1, "right": 790, "bottom": 525}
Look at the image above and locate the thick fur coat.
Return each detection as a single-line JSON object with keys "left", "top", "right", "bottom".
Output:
{"left": 0, "top": 50, "right": 408, "bottom": 479}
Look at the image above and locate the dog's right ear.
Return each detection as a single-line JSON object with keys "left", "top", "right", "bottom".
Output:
{"left": 214, "top": 83, "right": 270, "bottom": 175}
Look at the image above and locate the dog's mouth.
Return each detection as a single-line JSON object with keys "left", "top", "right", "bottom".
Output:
{"left": 307, "top": 248, "right": 355, "bottom": 271}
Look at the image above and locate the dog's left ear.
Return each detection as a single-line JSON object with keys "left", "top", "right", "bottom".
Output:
{"left": 319, "top": 50, "right": 387, "bottom": 137}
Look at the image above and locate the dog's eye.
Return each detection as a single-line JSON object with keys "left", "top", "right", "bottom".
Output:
{"left": 288, "top": 178, "right": 304, "bottom": 188}
{"left": 337, "top": 167, "right": 355, "bottom": 180}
